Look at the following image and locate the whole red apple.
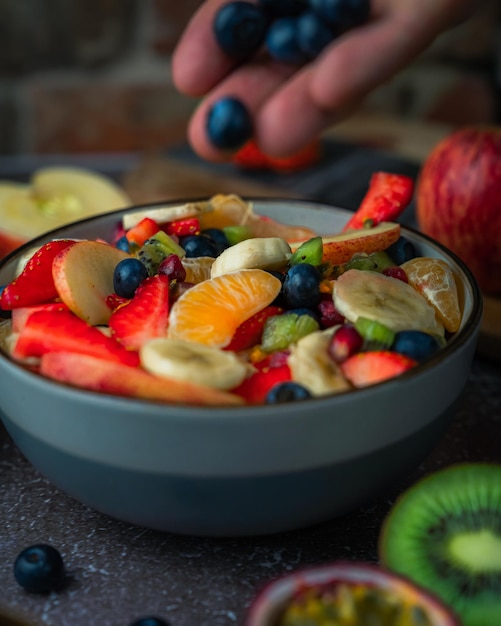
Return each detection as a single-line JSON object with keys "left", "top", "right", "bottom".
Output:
{"left": 416, "top": 126, "right": 501, "bottom": 294}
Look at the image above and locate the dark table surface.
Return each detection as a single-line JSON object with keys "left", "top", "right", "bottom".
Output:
{"left": 1, "top": 143, "right": 500, "bottom": 626}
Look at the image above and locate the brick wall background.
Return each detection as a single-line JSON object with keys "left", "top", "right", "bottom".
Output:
{"left": 0, "top": 0, "right": 500, "bottom": 156}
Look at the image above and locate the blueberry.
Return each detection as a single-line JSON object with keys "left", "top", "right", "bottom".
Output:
{"left": 266, "top": 381, "right": 312, "bottom": 403}
{"left": 206, "top": 97, "right": 253, "bottom": 150}
{"left": 129, "top": 618, "right": 170, "bottom": 626}
{"left": 282, "top": 263, "right": 322, "bottom": 309}
{"left": 14, "top": 544, "right": 66, "bottom": 593}
{"left": 386, "top": 236, "right": 417, "bottom": 265}
{"left": 265, "top": 16, "right": 307, "bottom": 63}
{"left": 0, "top": 286, "right": 11, "bottom": 319}
{"left": 213, "top": 1, "right": 269, "bottom": 59}
{"left": 296, "top": 10, "right": 337, "bottom": 59}
{"left": 113, "top": 258, "right": 149, "bottom": 299}
{"left": 201, "top": 228, "right": 231, "bottom": 254}
{"left": 179, "top": 235, "right": 220, "bottom": 258}
{"left": 115, "top": 235, "right": 131, "bottom": 253}
{"left": 257, "top": 0, "right": 307, "bottom": 17}
{"left": 392, "top": 330, "right": 442, "bottom": 362}
{"left": 309, "top": 0, "right": 370, "bottom": 29}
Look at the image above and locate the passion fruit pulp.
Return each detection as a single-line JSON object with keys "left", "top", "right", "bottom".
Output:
{"left": 246, "top": 562, "right": 460, "bottom": 626}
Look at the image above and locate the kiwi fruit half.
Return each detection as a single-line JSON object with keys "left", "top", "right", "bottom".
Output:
{"left": 379, "top": 463, "right": 501, "bottom": 626}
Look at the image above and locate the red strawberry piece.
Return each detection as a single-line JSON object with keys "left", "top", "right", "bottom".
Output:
{"left": 233, "top": 138, "right": 320, "bottom": 172}
{"left": 125, "top": 217, "right": 161, "bottom": 246}
{"left": 164, "top": 218, "right": 200, "bottom": 237}
{"left": 108, "top": 274, "right": 169, "bottom": 351}
{"left": 343, "top": 172, "right": 414, "bottom": 231}
{"left": 225, "top": 305, "right": 284, "bottom": 352}
{"left": 340, "top": 350, "right": 417, "bottom": 388}
{"left": 231, "top": 362, "right": 291, "bottom": 405}
{"left": 1, "top": 240, "right": 76, "bottom": 310}
{"left": 11, "top": 302, "right": 69, "bottom": 333}
{"left": 12, "top": 308, "right": 139, "bottom": 366}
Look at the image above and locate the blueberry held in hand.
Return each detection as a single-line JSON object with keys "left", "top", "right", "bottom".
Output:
{"left": 265, "top": 16, "right": 306, "bottom": 64}
{"left": 206, "top": 97, "right": 253, "bottom": 150}
{"left": 308, "top": 0, "right": 370, "bottom": 30}
{"left": 296, "top": 10, "right": 338, "bottom": 59}
{"left": 214, "top": 1, "right": 269, "bottom": 59}
{"left": 258, "top": 0, "right": 307, "bottom": 18}
{"left": 14, "top": 544, "right": 66, "bottom": 593}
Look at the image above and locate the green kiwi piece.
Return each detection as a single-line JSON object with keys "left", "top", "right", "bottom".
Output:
{"left": 261, "top": 312, "right": 319, "bottom": 353}
{"left": 379, "top": 463, "right": 501, "bottom": 626}
{"left": 289, "top": 237, "right": 323, "bottom": 267}
{"left": 355, "top": 316, "right": 395, "bottom": 350}
{"left": 137, "top": 230, "right": 185, "bottom": 275}
{"left": 223, "top": 225, "right": 253, "bottom": 245}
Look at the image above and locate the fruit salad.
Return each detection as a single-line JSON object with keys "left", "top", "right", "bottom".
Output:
{"left": 0, "top": 173, "right": 463, "bottom": 407}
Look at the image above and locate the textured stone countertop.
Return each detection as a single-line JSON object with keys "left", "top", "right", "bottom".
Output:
{"left": 1, "top": 141, "right": 500, "bottom": 626}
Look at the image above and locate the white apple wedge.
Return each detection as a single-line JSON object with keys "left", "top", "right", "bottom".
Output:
{"left": 53, "top": 241, "right": 130, "bottom": 326}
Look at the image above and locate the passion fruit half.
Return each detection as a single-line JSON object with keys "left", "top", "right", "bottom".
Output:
{"left": 245, "top": 561, "right": 460, "bottom": 626}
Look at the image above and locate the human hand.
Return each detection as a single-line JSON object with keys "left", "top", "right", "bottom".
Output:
{"left": 172, "top": 0, "right": 476, "bottom": 161}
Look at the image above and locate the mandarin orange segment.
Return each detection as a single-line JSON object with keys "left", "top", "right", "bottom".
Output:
{"left": 182, "top": 256, "right": 214, "bottom": 284}
{"left": 168, "top": 269, "right": 282, "bottom": 347}
{"left": 401, "top": 257, "right": 462, "bottom": 333}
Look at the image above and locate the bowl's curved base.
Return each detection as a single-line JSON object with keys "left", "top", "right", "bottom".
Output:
{"left": 2, "top": 405, "right": 457, "bottom": 537}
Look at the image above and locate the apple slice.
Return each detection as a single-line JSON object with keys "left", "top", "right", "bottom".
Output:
{"left": 53, "top": 241, "right": 130, "bottom": 326}
{"left": 0, "top": 167, "right": 132, "bottom": 258}
{"left": 0, "top": 183, "right": 34, "bottom": 257}
{"left": 40, "top": 351, "right": 244, "bottom": 406}
{"left": 290, "top": 222, "right": 401, "bottom": 265}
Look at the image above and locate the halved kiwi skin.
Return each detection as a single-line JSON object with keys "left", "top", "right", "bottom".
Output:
{"left": 378, "top": 463, "right": 501, "bottom": 626}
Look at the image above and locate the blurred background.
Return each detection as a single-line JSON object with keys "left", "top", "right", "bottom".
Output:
{"left": 0, "top": 0, "right": 499, "bottom": 158}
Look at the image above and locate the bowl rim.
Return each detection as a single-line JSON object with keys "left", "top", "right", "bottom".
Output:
{"left": 0, "top": 196, "right": 483, "bottom": 416}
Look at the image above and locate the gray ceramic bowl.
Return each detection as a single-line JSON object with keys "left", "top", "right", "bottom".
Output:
{"left": 0, "top": 199, "right": 482, "bottom": 537}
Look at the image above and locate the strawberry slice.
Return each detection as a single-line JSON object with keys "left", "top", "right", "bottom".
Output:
{"left": 105, "top": 293, "right": 130, "bottom": 312}
{"left": 108, "top": 274, "right": 169, "bottom": 351}
{"left": 11, "top": 302, "right": 69, "bottom": 333}
{"left": 125, "top": 217, "right": 161, "bottom": 246}
{"left": 232, "top": 362, "right": 291, "bottom": 405}
{"left": 164, "top": 217, "right": 200, "bottom": 237}
{"left": 12, "top": 308, "right": 139, "bottom": 366}
{"left": 225, "top": 305, "right": 284, "bottom": 352}
{"left": 1, "top": 240, "right": 76, "bottom": 310}
{"left": 343, "top": 172, "right": 414, "bottom": 231}
{"left": 340, "top": 350, "right": 417, "bottom": 388}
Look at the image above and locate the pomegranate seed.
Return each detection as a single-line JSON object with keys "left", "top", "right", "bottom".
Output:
{"left": 383, "top": 266, "right": 408, "bottom": 283}
{"left": 328, "top": 324, "right": 363, "bottom": 363}
{"left": 318, "top": 296, "right": 344, "bottom": 328}
{"left": 158, "top": 254, "right": 187, "bottom": 283}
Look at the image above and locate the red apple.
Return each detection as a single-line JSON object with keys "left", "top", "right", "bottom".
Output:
{"left": 416, "top": 126, "right": 501, "bottom": 294}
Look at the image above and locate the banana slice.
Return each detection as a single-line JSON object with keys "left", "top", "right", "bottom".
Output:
{"left": 123, "top": 201, "right": 213, "bottom": 230}
{"left": 288, "top": 327, "right": 351, "bottom": 396}
{"left": 140, "top": 337, "right": 250, "bottom": 390}
{"left": 333, "top": 269, "right": 445, "bottom": 336}
{"left": 210, "top": 237, "right": 291, "bottom": 278}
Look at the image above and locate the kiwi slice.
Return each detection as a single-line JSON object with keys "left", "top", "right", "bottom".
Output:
{"left": 379, "top": 463, "right": 501, "bottom": 626}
